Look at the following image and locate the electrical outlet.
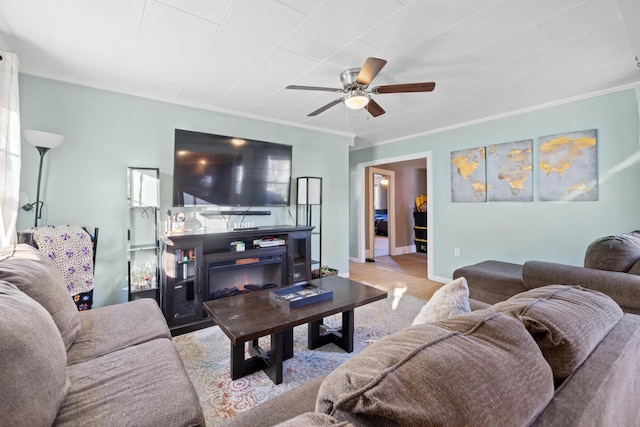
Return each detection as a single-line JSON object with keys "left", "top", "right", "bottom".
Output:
{"left": 454, "top": 248, "right": 460, "bottom": 257}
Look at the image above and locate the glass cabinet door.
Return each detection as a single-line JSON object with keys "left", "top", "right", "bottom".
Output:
{"left": 161, "top": 241, "right": 204, "bottom": 326}
{"left": 287, "top": 231, "right": 312, "bottom": 284}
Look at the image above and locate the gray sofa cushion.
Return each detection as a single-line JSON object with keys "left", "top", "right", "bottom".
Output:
{"left": 522, "top": 261, "right": 640, "bottom": 314}
{"left": 452, "top": 260, "right": 525, "bottom": 304}
{"left": 0, "top": 281, "right": 70, "bottom": 427}
{"left": 67, "top": 298, "right": 171, "bottom": 365}
{"left": 0, "top": 244, "right": 80, "bottom": 350}
{"left": 584, "top": 233, "right": 640, "bottom": 272}
{"left": 531, "top": 313, "right": 640, "bottom": 427}
{"left": 56, "top": 338, "right": 204, "bottom": 427}
{"left": 627, "top": 258, "right": 640, "bottom": 276}
{"left": 275, "top": 413, "right": 353, "bottom": 426}
{"left": 316, "top": 309, "right": 554, "bottom": 426}
{"left": 492, "top": 285, "right": 623, "bottom": 380}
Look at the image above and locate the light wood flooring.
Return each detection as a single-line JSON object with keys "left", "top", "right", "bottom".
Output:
{"left": 374, "top": 236, "right": 389, "bottom": 256}
{"left": 348, "top": 254, "right": 443, "bottom": 302}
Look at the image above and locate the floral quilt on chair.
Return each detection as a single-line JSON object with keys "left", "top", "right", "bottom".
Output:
{"left": 31, "top": 225, "right": 95, "bottom": 310}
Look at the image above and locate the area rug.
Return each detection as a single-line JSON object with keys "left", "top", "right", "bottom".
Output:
{"left": 173, "top": 293, "right": 425, "bottom": 426}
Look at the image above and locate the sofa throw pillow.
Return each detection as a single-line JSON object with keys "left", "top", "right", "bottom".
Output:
{"left": 412, "top": 277, "right": 470, "bottom": 325}
{"left": 584, "top": 233, "right": 640, "bottom": 272}
{"left": 0, "top": 244, "right": 81, "bottom": 350}
{"left": 492, "top": 285, "right": 623, "bottom": 380}
{"left": 0, "top": 280, "right": 70, "bottom": 426}
{"left": 316, "top": 309, "right": 554, "bottom": 426}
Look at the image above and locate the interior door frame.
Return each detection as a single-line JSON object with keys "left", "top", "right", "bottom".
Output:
{"left": 367, "top": 167, "right": 395, "bottom": 259}
{"left": 356, "top": 152, "right": 433, "bottom": 274}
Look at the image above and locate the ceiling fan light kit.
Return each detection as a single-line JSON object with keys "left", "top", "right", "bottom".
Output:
{"left": 286, "top": 57, "right": 435, "bottom": 118}
{"left": 344, "top": 91, "right": 370, "bottom": 110}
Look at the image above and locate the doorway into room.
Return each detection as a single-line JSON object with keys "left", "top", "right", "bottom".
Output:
{"left": 373, "top": 173, "right": 390, "bottom": 257}
{"left": 359, "top": 154, "right": 431, "bottom": 280}
{"left": 366, "top": 167, "right": 395, "bottom": 261}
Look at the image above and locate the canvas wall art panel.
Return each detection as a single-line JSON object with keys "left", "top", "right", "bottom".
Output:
{"left": 539, "top": 129, "right": 598, "bottom": 201}
{"left": 487, "top": 139, "right": 533, "bottom": 202}
{"left": 450, "top": 147, "right": 486, "bottom": 202}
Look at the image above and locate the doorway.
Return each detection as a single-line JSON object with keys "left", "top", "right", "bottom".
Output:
{"left": 357, "top": 153, "right": 432, "bottom": 277}
{"left": 373, "top": 172, "right": 390, "bottom": 257}
{"left": 366, "top": 167, "right": 395, "bottom": 260}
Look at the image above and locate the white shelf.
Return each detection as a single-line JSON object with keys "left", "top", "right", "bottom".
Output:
{"left": 127, "top": 167, "right": 160, "bottom": 302}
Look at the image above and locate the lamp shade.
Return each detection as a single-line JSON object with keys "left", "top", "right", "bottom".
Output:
{"left": 344, "top": 93, "right": 370, "bottom": 110}
{"left": 23, "top": 129, "right": 65, "bottom": 148}
{"left": 298, "top": 177, "right": 322, "bottom": 205}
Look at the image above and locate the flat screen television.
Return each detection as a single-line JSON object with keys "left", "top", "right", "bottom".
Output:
{"left": 172, "top": 129, "right": 292, "bottom": 207}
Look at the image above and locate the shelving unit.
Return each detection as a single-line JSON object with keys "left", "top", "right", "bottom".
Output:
{"left": 162, "top": 241, "right": 203, "bottom": 327}
{"left": 127, "top": 167, "right": 160, "bottom": 302}
{"left": 296, "top": 177, "right": 322, "bottom": 277}
{"left": 413, "top": 211, "right": 427, "bottom": 253}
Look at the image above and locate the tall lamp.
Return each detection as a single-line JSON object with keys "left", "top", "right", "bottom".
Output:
{"left": 297, "top": 176, "right": 322, "bottom": 224}
{"left": 21, "top": 130, "right": 64, "bottom": 227}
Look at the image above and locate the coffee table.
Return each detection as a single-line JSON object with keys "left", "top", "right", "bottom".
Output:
{"left": 202, "top": 275, "right": 387, "bottom": 384}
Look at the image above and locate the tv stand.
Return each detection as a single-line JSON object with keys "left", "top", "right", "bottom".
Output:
{"left": 160, "top": 225, "right": 314, "bottom": 335}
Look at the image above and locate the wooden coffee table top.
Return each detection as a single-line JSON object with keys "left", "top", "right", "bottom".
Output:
{"left": 203, "top": 276, "right": 387, "bottom": 345}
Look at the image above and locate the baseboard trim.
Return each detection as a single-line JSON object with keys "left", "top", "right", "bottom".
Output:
{"left": 395, "top": 245, "right": 416, "bottom": 255}
{"left": 429, "top": 274, "right": 450, "bottom": 284}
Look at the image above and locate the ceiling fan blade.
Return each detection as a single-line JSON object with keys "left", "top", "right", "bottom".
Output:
{"left": 286, "top": 85, "right": 343, "bottom": 93}
{"left": 365, "top": 98, "right": 385, "bottom": 117}
{"left": 308, "top": 98, "right": 344, "bottom": 116}
{"left": 372, "top": 82, "right": 436, "bottom": 94}
{"left": 356, "top": 57, "right": 387, "bottom": 86}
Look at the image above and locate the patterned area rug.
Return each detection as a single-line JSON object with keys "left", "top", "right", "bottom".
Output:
{"left": 173, "top": 293, "right": 425, "bottom": 426}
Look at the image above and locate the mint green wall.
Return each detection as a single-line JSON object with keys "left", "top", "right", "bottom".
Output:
{"left": 350, "top": 89, "right": 640, "bottom": 281}
{"left": 18, "top": 74, "right": 352, "bottom": 308}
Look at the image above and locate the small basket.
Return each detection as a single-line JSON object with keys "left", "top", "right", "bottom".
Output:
{"left": 312, "top": 266, "right": 339, "bottom": 279}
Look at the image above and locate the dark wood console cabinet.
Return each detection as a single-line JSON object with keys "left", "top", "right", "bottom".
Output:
{"left": 160, "top": 225, "right": 314, "bottom": 335}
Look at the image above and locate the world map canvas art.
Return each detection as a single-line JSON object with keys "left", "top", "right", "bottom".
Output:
{"left": 487, "top": 140, "right": 533, "bottom": 202}
{"left": 450, "top": 147, "right": 486, "bottom": 202}
{"left": 539, "top": 129, "right": 598, "bottom": 201}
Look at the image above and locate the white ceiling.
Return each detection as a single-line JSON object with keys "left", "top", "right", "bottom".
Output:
{"left": 1, "top": 0, "right": 639, "bottom": 150}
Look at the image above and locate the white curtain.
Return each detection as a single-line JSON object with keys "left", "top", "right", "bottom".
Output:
{"left": 0, "top": 51, "right": 21, "bottom": 248}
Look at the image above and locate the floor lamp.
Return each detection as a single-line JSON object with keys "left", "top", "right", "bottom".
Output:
{"left": 22, "top": 130, "right": 64, "bottom": 227}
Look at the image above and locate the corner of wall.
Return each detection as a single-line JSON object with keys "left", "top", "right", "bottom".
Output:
{"left": 635, "top": 86, "right": 640, "bottom": 149}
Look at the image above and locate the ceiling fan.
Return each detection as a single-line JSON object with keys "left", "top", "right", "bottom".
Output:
{"left": 285, "top": 57, "right": 435, "bottom": 118}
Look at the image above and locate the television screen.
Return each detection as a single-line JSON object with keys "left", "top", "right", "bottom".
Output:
{"left": 173, "top": 129, "right": 292, "bottom": 207}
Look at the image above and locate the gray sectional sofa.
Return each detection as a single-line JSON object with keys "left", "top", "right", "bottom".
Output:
{"left": 0, "top": 244, "right": 204, "bottom": 426}
{"left": 224, "top": 284, "right": 640, "bottom": 426}
{"left": 453, "top": 231, "right": 640, "bottom": 314}
{"left": 5, "top": 236, "right": 639, "bottom": 426}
